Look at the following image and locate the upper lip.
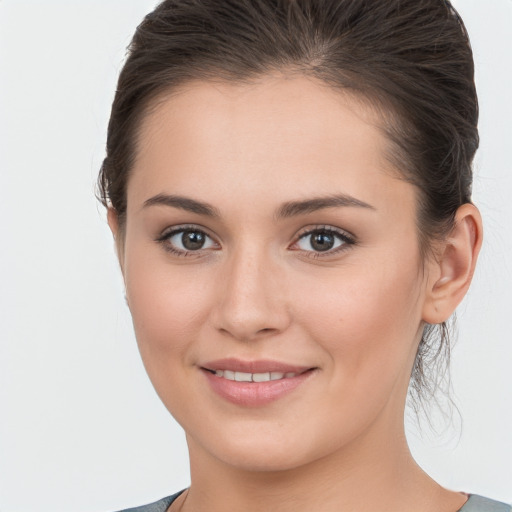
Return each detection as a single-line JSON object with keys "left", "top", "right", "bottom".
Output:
{"left": 201, "top": 358, "right": 314, "bottom": 374}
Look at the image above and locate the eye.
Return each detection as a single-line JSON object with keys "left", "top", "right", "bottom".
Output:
{"left": 292, "top": 226, "right": 355, "bottom": 256}
{"left": 157, "top": 226, "right": 219, "bottom": 256}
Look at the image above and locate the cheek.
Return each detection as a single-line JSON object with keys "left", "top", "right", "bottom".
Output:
{"left": 123, "top": 254, "right": 217, "bottom": 415}
{"left": 294, "top": 251, "right": 425, "bottom": 389}
{"left": 123, "top": 240, "right": 211, "bottom": 366}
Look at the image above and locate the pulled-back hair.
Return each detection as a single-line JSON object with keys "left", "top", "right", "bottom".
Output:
{"left": 98, "top": 0, "right": 478, "bottom": 413}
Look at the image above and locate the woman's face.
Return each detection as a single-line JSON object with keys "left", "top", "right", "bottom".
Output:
{"left": 118, "top": 75, "right": 434, "bottom": 472}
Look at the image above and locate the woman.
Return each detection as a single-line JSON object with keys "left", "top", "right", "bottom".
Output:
{"left": 98, "top": 1, "right": 510, "bottom": 511}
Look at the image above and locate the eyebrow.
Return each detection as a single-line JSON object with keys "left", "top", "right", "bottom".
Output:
{"left": 275, "top": 194, "right": 375, "bottom": 219}
{"left": 143, "top": 193, "right": 375, "bottom": 218}
{"left": 143, "top": 194, "right": 221, "bottom": 217}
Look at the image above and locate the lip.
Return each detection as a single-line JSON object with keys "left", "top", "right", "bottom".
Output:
{"left": 201, "top": 358, "right": 312, "bottom": 374}
{"left": 200, "top": 358, "right": 317, "bottom": 407}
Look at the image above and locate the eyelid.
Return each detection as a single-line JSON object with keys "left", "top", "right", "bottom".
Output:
{"left": 156, "top": 224, "right": 220, "bottom": 256}
{"left": 156, "top": 223, "right": 215, "bottom": 240}
{"left": 289, "top": 225, "right": 356, "bottom": 257}
{"left": 155, "top": 223, "right": 356, "bottom": 258}
{"left": 294, "top": 224, "right": 356, "bottom": 242}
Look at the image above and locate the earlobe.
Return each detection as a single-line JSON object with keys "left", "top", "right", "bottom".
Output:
{"left": 107, "top": 207, "right": 119, "bottom": 239}
{"left": 107, "top": 207, "right": 125, "bottom": 275}
{"left": 422, "top": 203, "right": 483, "bottom": 324}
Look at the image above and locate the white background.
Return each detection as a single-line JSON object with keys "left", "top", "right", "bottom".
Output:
{"left": 0, "top": 1, "right": 510, "bottom": 511}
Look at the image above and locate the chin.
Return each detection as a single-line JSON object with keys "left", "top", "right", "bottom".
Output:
{"left": 214, "top": 445, "right": 312, "bottom": 473}
{"left": 187, "top": 423, "right": 339, "bottom": 474}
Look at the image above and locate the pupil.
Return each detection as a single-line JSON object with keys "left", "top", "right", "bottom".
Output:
{"left": 182, "top": 231, "right": 205, "bottom": 250}
{"left": 311, "top": 232, "right": 334, "bottom": 252}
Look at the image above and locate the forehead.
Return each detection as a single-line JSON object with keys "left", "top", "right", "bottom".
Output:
{"left": 129, "top": 75, "right": 414, "bottom": 216}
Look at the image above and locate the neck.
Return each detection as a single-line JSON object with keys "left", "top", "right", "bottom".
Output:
{"left": 180, "top": 411, "right": 463, "bottom": 512}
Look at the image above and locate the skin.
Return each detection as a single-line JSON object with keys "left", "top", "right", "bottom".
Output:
{"left": 109, "top": 75, "right": 482, "bottom": 512}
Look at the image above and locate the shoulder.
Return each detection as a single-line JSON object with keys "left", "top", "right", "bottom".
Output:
{"left": 113, "top": 491, "right": 511, "bottom": 512}
{"left": 114, "top": 489, "right": 186, "bottom": 512}
{"left": 460, "top": 495, "right": 512, "bottom": 512}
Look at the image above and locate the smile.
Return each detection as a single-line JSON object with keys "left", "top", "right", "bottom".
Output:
{"left": 210, "top": 370, "right": 301, "bottom": 382}
{"left": 201, "top": 360, "right": 317, "bottom": 406}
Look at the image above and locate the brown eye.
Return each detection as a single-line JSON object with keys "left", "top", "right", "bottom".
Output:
{"left": 294, "top": 227, "right": 355, "bottom": 255}
{"left": 181, "top": 230, "right": 207, "bottom": 250}
{"left": 309, "top": 232, "right": 336, "bottom": 252}
{"left": 159, "top": 226, "right": 218, "bottom": 255}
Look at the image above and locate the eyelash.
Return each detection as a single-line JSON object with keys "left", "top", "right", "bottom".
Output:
{"left": 156, "top": 224, "right": 356, "bottom": 259}
{"left": 156, "top": 224, "right": 219, "bottom": 257}
{"left": 292, "top": 225, "right": 356, "bottom": 259}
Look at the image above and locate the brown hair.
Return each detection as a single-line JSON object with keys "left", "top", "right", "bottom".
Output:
{"left": 98, "top": 0, "right": 479, "bottom": 412}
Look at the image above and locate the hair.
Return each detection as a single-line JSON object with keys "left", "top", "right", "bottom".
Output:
{"left": 98, "top": 0, "right": 479, "bottom": 414}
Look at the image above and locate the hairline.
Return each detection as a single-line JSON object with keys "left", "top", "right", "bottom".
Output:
{"left": 114, "top": 69, "right": 444, "bottom": 262}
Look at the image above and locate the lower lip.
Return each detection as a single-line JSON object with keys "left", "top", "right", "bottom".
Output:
{"left": 201, "top": 368, "right": 316, "bottom": 407}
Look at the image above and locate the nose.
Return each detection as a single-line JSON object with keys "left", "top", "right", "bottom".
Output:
{"left": 211, "top": 245, "right": 291, "bottom": 342}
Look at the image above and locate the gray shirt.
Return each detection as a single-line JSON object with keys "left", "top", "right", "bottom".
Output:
{"left": 118, "top": 490, "right": 511, "bottom": 512}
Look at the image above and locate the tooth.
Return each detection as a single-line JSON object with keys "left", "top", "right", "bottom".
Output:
{"left": 235, "top": 371, "right": 252, "bottom": 382}
{"left": 252, "top": 372, "right": 271, "bottom": 382}
{"left": 215, "top": 370, "right": 296, "bottom": 382}
{"left": 224, "top": 370, "right": 236, "bottom": 380}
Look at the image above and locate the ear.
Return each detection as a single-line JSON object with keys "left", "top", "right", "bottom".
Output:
{"left": 107, "top": 207, "right": 125, "bottom": 275}
{"left": 422, "top": 203, "right": 483, "bottom": 324}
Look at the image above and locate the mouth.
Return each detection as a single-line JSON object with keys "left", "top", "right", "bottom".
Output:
{"left": 199, "top": 358, "right": 318, "bottom": 406}
{"left": 200, "top": 358, "right": 316, "bottom": 379}
{"left": 202, "top": 367, "right": 313, "bottom": 382}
